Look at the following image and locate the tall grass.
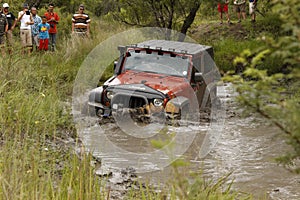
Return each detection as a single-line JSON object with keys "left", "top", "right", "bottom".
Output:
{"left": 0, "top": 19, "right": 121, "bottom": 199}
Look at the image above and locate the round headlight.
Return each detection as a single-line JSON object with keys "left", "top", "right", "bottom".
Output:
{"left": 153, "top": 98, "right": 163, "bottom": 107}
{"left": 106, "top": 91, "right": 114, "bottom": 100}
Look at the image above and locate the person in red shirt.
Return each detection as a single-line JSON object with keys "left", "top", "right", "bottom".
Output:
{"left": 44, "top": 3, "right": 59, "bottom": 51}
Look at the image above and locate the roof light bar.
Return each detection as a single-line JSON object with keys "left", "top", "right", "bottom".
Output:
{"left": 181, "top": 50, "right": 188, "bottom": 53}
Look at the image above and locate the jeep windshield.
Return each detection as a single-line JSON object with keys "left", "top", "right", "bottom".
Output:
{"left": 123, "top": 50, "right": 190, "bottom": 77}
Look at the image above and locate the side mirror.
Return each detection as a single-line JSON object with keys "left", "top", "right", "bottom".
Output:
{"left": 113, "top": 61, "right": 118, "bottom": 70}
{"left": 118, "top": 45, "right": 126, "bottom": 56}
{"left": 194, "top": 72, "right": 204, "bottom": 82}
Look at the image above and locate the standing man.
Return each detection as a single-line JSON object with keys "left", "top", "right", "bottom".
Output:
{"left": 72, "top": 4, "right": 91, "bottom": 37}
{"left": 234, "top": 0, "right": 246, "bottom": 23}
{"left": 44, "top": 3, "right": 59, "bottom": 51}
{"left": 31, "top": 7, "right": 42, "bottom": 51}
{"left": 2, "top": 3, "right": 17, "bottom": 54}
{"left": 18, "top": 3, "right": 33, "bottom": 54}
{"left": 0, "top": 10, "right": 8, "bottom": 56}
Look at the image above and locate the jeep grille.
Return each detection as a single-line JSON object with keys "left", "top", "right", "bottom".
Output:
{"left": 112, "top": 94, "right": 147, "bottom": 109}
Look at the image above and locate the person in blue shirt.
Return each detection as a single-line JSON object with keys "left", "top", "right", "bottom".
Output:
{"left": 38, "top": 16, "right": 50, "bottom": 51}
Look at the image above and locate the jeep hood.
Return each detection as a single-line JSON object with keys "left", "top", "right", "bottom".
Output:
{"left": 106, "top": 70, "right": 190, "bottom": 95}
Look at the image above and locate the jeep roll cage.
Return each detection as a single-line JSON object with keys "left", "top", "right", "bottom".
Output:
{"left": 115, "top": 40, "right": 214, "bottom": 76}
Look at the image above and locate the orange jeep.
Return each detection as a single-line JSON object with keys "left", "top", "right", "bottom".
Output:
{"left": 88, "top": 40, "right": 218, "bottom": 122}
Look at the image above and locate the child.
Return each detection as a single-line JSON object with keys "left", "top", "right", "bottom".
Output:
{"left": 38, "top": 16, "right": 50, "bottom": 51}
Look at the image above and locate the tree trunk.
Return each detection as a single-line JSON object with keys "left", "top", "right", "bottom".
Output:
{"left": 165, "top": 0, "right": 175, "bottom": 40}
{"left": 178, "top": 0, "right": 201, "bottom": 42}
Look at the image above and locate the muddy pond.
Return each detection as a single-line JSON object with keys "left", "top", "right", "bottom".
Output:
{"left": 74, "top": 84, "right": 300, "bottom": 199}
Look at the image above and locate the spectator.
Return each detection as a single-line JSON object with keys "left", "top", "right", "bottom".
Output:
{"left": 249, "top": 0, "right": 257, "bottom": 23}
{"left": 234, "top": 0, "right": 246, "bottom": 23}
{"left": 0, "top": 10, "right": 8, "bottom": 56}
{"left": 31, "top": 7, "right": 42, "bottom": 51}
{"left": 72, "top": 4, "right": 91, "bottom": 37}
{"left": 44, "top": 3, "right": 59, "bottom": 51}
{"left": 2, "top": 3, "right": 17, "bottom": 54}
{"left": 217, "top": 0, "right": 231, "bottom": 25}
{"left": 18, "top": 3, "right": 33, "bottom": 54}
{"left": 38, "top": 16, "right": 50, "bottom": 51}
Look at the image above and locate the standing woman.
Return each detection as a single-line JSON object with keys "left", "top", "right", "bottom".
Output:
{"left": 44, "top": 3, "right": 59, "bottom": 51}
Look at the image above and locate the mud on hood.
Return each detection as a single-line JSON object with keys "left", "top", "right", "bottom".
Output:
{"left": 105, "top": 70, "right": 191, "bottom": 96}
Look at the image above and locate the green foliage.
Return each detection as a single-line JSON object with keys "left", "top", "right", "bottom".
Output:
{"left": 212, "top": 38, "right": 265, "bottom": 73}
{"left": 108, "top": 0, "right": 202, "bottom": 39}
{"left": 166, "top": 167, "right": 247, "bottom": 200}
{"left": 225, "top": 0, "right": 300, "bottom": 173}
{"left": 198, "top": 0, "right": 217, "bottom": 18}
{"left": 127, "top": 164, "right": 246, "bottom": 200}
{"left": 254, "top": 13, "right": 282, "bottom": 38}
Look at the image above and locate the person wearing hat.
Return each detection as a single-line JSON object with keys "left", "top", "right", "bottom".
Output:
{"left": 18, "top": 3, "right": 34, "bottom": 54}
{"left": 0, "top": 9, "right": 8, "bottom": 56}
{"left": 44, "top": 3, "right": 59, "bottom": 51}
{"left": 2, "top": 3, "right": 17, "bottom": 54}
{"left": 72, "top": 4, "right": 91, "bottom": 38}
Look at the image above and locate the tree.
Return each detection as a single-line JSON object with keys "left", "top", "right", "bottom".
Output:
{"left": 226, "top": 0, "right": 300, "bottom": 173}
{"left": 111, "top": 0, "right": 202, "bottom": 41}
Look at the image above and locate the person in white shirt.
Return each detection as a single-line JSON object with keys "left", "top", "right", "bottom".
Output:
{"left": 18, "top": 3, "right": 33, "bottom": 54}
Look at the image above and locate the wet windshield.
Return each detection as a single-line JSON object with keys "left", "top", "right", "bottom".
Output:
{"left": 124, "top": 50, "right": 190, "bottom": 77}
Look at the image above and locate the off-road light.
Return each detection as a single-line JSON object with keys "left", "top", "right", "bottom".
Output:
{"left": 106, "top": 91, "right": 114, "bottom": 100}
{"left": 153, "top": 98, "right": 164, "bottom": 107}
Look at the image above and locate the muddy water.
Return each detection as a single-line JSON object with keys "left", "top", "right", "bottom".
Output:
{"left": 76, "top": 85, "right": 300, "bottom": 199}
{"left": 200, "top": 118, "right": 300, "bottom": 199}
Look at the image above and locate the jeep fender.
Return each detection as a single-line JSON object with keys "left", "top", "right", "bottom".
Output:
{"left": 201, "top": 82, "right": 217, "bottom": 108}
{"left": 165, "top": 96, "right": 190, "bottom": 114}
{"left": 88, "top": 86, "right": 104, "bottom": 103}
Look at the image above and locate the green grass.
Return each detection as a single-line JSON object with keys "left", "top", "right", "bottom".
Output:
{"left": 0, "top": 19, "right": 114, "bottom": 199}
{"left": 213, "top": 38, "right": 265, "bottom": 73}
{"left": 190, "top": 14, "right": 284, "bottom": 74}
